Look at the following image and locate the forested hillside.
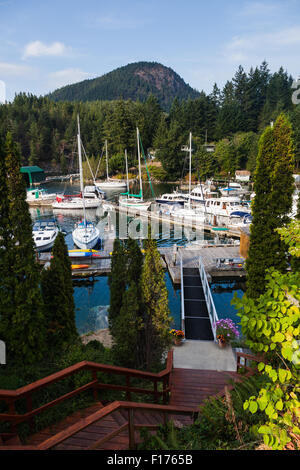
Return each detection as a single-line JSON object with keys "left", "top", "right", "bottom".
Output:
{"left": 0, "top": 61, "right": 299, "bottom": 180}
{"left": 47, "top": 62, "right": 200, "bottom": 110}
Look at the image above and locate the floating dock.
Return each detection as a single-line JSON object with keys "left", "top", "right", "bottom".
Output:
{"left": 160, "top": 245, "right": 246, "bottom": 284}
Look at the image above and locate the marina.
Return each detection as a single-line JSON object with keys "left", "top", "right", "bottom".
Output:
{"left": 31, "top": 178, "right": 249, "bottom": 338}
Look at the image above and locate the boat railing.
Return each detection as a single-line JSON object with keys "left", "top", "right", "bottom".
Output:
{"left": 198, "top": 257, "right": 219, "bottom": 342}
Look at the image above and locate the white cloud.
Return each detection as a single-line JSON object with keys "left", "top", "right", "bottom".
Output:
{"left": 223, "top": 26, "right": 300, "bottom": 64}
{"left": 23, "top": 40, "right": 70, "bottom": 59}
{"left": 47, "top": 68, "right": 91, "bottom": 89}
{"left": 0, "top": 61, "right": 32, "bottom": 77}
{"left": 239, "top": 1, "right": 281, "bottom": 17}
{"left": 87, "top": 14, "right": 143, "bottom": 30}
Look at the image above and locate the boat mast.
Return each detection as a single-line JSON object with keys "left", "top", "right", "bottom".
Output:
{"left": 77, "top": 114, "right": 87, "bottom": 225}
{"left": 125, "top": 149, "right": 129, "bottom": 192}
{"left": 105, "top": 140, "right": 109, "bottom": 181}
{"left": 137, "top": 127, "right": 143, "bottom": 201}
{"left": 189, "top": 132, "right": 192, "bottom": 208}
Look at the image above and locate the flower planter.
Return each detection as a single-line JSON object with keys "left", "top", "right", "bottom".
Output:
{"left": 174, "top": 338, "right": 183, "bottom": 346}
{"left": 218, "top": 339, "right": 227, "bottom": 348}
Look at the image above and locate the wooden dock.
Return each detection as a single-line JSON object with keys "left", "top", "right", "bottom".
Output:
{"left": 112, "top": 202, "right": 242, "bottom": 238}
{"left": 160, "top": 245, "right": 245, "bottom": 284}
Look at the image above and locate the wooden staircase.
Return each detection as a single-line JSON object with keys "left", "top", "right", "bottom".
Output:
{"left": 0, "top": 351, "right": 261, "bottom": 450}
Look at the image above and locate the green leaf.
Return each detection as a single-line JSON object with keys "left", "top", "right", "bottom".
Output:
{"left": 249, "top": 401, "right": 258, "bottom": 414}
{"left": 275, "top": 399, "right": 283, "bottom": 410}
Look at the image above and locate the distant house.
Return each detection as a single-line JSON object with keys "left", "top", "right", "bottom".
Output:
{"left": 203, "top": 143, "right": 215, "bottom": 153}
{"left": 235, "top": 170, "right": 251, "bottom": 182}
{"left": 20, "top": 166, "right": 45, "bottom": 187}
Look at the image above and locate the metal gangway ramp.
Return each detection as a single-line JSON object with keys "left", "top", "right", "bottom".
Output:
{"left": 181, "top": 257, "right": 219, "bottom": 341}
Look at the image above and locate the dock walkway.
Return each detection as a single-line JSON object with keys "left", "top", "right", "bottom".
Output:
{"left": 182, "top": 267, "right": 214, "bottom": 341}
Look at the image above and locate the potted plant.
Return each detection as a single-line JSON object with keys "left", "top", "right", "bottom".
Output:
{"left": 214, "top": 318, "right": 239, "bottom": 348}
{"left": 170, "top": 329, "right": 185, "bottom": 346}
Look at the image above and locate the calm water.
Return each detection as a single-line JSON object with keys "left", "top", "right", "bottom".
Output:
{"left": 30, "top": 181, "right": 243, "bottom": 334}
{"left": 210, "top": 278, "right": 246, "bottom": 332}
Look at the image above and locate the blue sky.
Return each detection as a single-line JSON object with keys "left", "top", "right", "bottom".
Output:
{"left": 1, "top": 0, "right": 300, "bottom": 101}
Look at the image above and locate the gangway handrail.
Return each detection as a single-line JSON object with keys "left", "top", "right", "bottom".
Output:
{"left": 199, "top": 257, "right": 219, "bottom": 341}
{"left": 180, "top": 255, "right": 185, "bottom": 336}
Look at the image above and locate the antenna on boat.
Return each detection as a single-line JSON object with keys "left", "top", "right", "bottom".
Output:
{"left": 77, "top": 114, "right": 87, "bottom": 228}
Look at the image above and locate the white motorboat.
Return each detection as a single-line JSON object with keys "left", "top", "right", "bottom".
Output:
{"left": 219, "top": 182, "right": 246, "bottom": 197}
{"left": 119, "top": 129, "right": 152, "bottom": 211}
{"left": 227, "top": 211, "right": 252, "bottom": 228}
{"left": 95, "top": 140, "right": 127, "bottom": 190}
{"left": 156, "top": 192, "right": 185, "bottom": 205}
{"left": 201, "top": 196, "right": 251, "bottom": 218}
{"left": 72, "top": 115, "right": 100, "bottom": 250}
{"left": 32, "top": 219, "right": 59, "bottom": 251}
{"left": 181, "top": 184, "right": 218, "bottom": 205}
{"left": 170, "top": 204, "right": 206, "bottom": 223}
{"left": 26, "top": 187, "right": 57, "bottom": 203}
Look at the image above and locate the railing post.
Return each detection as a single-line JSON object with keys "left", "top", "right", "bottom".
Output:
{"left": 26, "top": 394, "right": 35, "bottom": 431}
{"left": 128, "top": 408, "right": 135, "bottom": 450}
{"left": 163, "top": 377, "right": 167, "bottom": 404}
{"left": 92, "top": 369, "right": 98, "bottom": 401}
{"left": 126, "top": 376, "right": 131, "bottom": 401}
{"left": 154, "top": 380, "right": 158, "bottom": 404}
{"left": 7, "top": 399, "right": 17, "bottom": 434}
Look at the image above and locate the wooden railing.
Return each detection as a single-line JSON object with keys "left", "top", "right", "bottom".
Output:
{"left": 199, "top": 256, "right": 219, "bottom": 341}
{"left": 0, "top": 351, "right": 173, "bottom": 434}
{"left": 236, "top": 351, "right": 265, "bottom": 376}
{"left": 37, "top": 400, "right": 196, "bottom": 450}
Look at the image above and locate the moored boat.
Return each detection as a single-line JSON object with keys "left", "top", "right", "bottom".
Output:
{"left": 32, "top": 219, "right": 59, "bottom": 251}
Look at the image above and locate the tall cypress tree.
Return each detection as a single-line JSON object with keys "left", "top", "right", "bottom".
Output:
{"left": 41, "top": 231, "right": 78, "bottom": 349}
{"left": 108, "top": 238, "right": 128, "bottom": 338}
{"left": 140, "top": 236, "right": 172, "bottom": 370}
{"left": 246, "top": 114, "right": 295, "bottom": 298}
{"left": 0, "top": 137, "right": 15, "bottom": 345}
{"left": 3, "top": 132, "right": 46, "bottom": 363}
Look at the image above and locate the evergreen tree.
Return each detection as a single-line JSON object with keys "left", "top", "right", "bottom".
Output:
{"left": 108, "top": 238, "right": 128, "bottom": 338}
{"left": 111, "top": 282, "right": 141, "bottom": 368}
{"left": 140, "top": 236, "right": 172, "bottom": 369}
{"left": 41, "top": 232, "right": 77, "bottom": 349}
{"left": 3, "top": 132, "right": 46, "bottom": 363}
{"left": 246, "top": 114, "right": 295, "bottom": 298}
{"left": 0, "top": 137, "right": 14, "bottom": 345}
{"left": 109, "top": 238, "right": 144, "bottom": 368}
{"left": 271, "top": 113, "right": 295, "bottom": 223}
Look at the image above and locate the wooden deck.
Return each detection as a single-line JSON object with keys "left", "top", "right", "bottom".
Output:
{"left": 0, "top": 352, "right": 257, "bottom": 451}
{"left": 170, "top": 368, "right": 240, "bottom": 409}
{"left": 22, "top": 368, "right": 239, "bottom": 450}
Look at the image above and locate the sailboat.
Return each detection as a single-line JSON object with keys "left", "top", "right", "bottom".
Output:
{"left": 95, "top": 140, "right": 127, "bottom": 190}
{"left": 170, "top": 132, "right": 205, "bottom": 223}
{"left": 72, "top": 115, "right": 100, "bottom": 250}
{"left": 119, "top": 128, "right": 152, "bottom": 211}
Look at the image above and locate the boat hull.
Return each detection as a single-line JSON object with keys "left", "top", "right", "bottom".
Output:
{"left": 156, "top": 198, "right": 185, "bottom": 205}
{"left": 119, "top": 198, "right": 151, "bottom": 211}
{"left": 52, "top": 199, "right": 101, "bottom": 210}
{"left": 72, "top": 226, "right": 100, "bottom": 250}
{"left": 95, "top": 181, "right": 127, "bottom": 190}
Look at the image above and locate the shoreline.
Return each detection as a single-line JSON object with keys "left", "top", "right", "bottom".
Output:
{"left": 81, "top": 328, "right": 113, "bottom": 349}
